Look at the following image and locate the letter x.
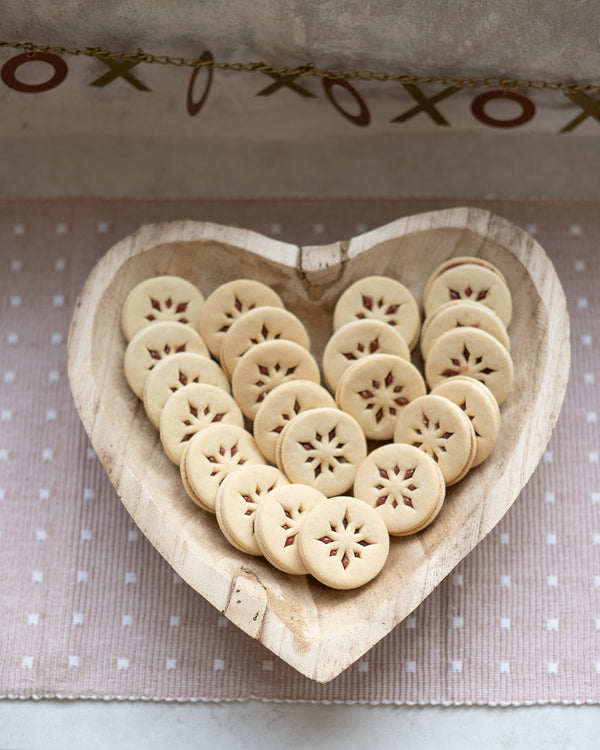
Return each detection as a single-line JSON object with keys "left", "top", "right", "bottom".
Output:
{"left": 391, "top": 83, "right": 461, "bottom": 125}
{"left": 89, "top": 58, "right": 150, "bottom": 91}
{"left": 560, "top": 91, "right": 600, "bottom": 133}
{"left": 256, "top": 71, "right": 316, "bottom": 98}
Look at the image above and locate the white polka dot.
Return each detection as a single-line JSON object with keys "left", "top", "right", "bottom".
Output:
{"left": 595, "top": 662, "right": 600, "bottom": 674}
{"left": 584, "top": 373, "right": 595, "bottom": 385}
{"left": 127, "top": 530, "right": 139, "bottom": 541}
{"left": 452, "top": 617, "right": 464, "bottom": 629}
{"left": 581, "top": 334, "right": 592, "bottom": 346}
{"left": 50, "top": 332, "right": 62, "bottom": 344}
{"left": 166, "top": 658, "right": 177, "bottom": 670}
{"left": 594, "top": 576, "right": 600, "bottom": 588}
{"left": 117, "top": 658, "right": 130, "bottom": 670}
{"left": 56, "top": 223, "right": 68, "bottom": 235}
{"left": 570, "top": 224, "right": 582, "bottom": 235}
{"left": 312, "top": 223, "right": 325, "bottom": 235}
{"left": 591, "top": 492, "right": 600, "bottom": 504}
{"left": 500, "top": 533, "right": 510, "bottom": 544}
{"left": 595, "top": 619, "right": 600, "bottom": 631}
{"left": 269, "top": 222, "right": 282, "bottom": 235}
{"left": 574, "top": 260, "right": 585, "bottom": 271}
{"left": 405, "top": 661, "right": 416, "bottom": 673}
{"left": 451, "top": 660, "right": 463, "bottom": 673}
{"left": 21, "top": 657, "right": 33, "bottom": 669}
{"left": 39, "top": 489, "right": 50, "bottom": 500}
{"left": 546, "top": 618, "right": 559, "bottom": 631}
{"left": 547, "top": 575, "right": 558, "bottom": 586}
{"left": 577, "top": 297, "right": 589, "bottom": 309}
{"left": 55, "top": 258, "right": 66, "bottom": 271}
{"left": 42, "top": 449, "right": 53, "bottom": 461}
{"left": 49, "top": 370, "right": 59, "bottom": 383}
{"left": 405, "top": 616, "right": 417, "bottom": 629}
{"left": 68, "top": 656, "right": 80, "bottom": 668}
{"left": 72, "top": 612, "right": 84, "bottom": 625}
{"left": 7, "top": 333, "right": 18, "bottom": 345}
{"left": 4, "top": 371, "right": 15, "bottom": 383}
{"left": 587, "top": 412, "right": 598, "bottom": 424}
{"left": 121, "top": 615, "right": 133, "bottom": 627}
{"left": 262, "top": 660, "right": 274, "bottom": 671}
{"left": 0, "top": 489, "right": 5, "bottom": 501}
{"left": 217, "top": 616, "right": 228, "bottom": 628}
{"left": 35, "top": 530, "right": 47, "bottom": 541}
{"left": 500, "top": 575, "right": 511, "bottom": 587}
{"left": 1, "top": 410, "right": 11, "bottom": 421}
{"left": 83, "top": 488, "right": 95, "bottom": 500}
{"left": 13, "top": 223, "right": 25, "bottom": 235}
{"left": 80, "top": 529, "right": 92, "bottom": 541}
{"left": 125, "top": 572, "right": 137, "bottom": 584}
{"left": 589, "top": 452, "right": 599, "bottom": 463}
{"left": 172, "top": 573, "right": 183, "bottom": 584}
{"left": 213, "top": 659, "right": 225, "bottom": 671}
{"left": 499, "top": 661, "right": 510, "bottom": 674}
{"left": 546, "top": 533, "right": 557, "bottom": 545}
{"left": 593, "top": 534, "right": 600, "bottom": 546}
{"left": 355, "top": 223, "right": 368, "bottom": 234}
{"left": 169, "top": 615, "right": 181, "bottom": 627}
{"left": 53, "top": 295, "right": 65, "bottom": 308}
{"left": 544, "top": 491, "right": 556, "bottom": 504}
{"left": 97, "top": 221, "right": 109, "bottom": 233}
{"left": 31, "top": 570, "right": 43, "bottom": 583}
{"left": 27, "top": 613, "right": 39, "bottom": 626}
{"left": 543, "top": 451, "right": 554, "bottom": 463}
{"left": 10, "top": 296, "right": 21, "bottom": 308}
{"left": 452, "top": 574, "right": 464, "bottom": 586}
{"left": 46, "top": 409, "right": 57, "bottom": 421}
{"left": 0, "top": 449, "right": 8, "bottom": 461}
{"left": 500, "top": 617, "right": 511, "bottom": 630}
{"left": 526, "top": 224, "right": 538, "bottom": 235}
{"left": 77, "top": 570, "right": 89, "bottom": 583}
{"left": 547, "top": 662, "right": 559, "bottom": 674}
{"left": 11, "top": 259, "right": 22, "bottom": 272}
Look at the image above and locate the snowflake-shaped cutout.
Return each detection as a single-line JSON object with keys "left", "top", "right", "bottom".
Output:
{"left": 168, "top": 370, "right": 200, "bottom": 393}
{"left": 147, "top": 341, "right": 187, "bottom": 366}
{"left": 299, "top": 426, "right": 349, "bottom": 479}
{"left": 279, "top": 503, "right": 305, "bottom": 548}
{"left": 270, "top": 399, "right": 302, "bottom": 436}
{"left": 411, "top": 412, "right": 454, "bottom": 464}
{"left": 253, "top": 361, "right": 299, "bottom": 404}
{"left": 145, "top": 296, "right": 190, "bottom": 324}
{"left": 316, "top": 513, "right": 373, "bottom": 569}
{"left": 204, "top": 442, "right": 248, "bottom": 479}
{"left": 238, "top": 480, "right": 278, "bottom": 519}
{"left": 447, "top": 286, "right": 489, "bottom": 302}
{"left": 441, "top": 343, "right": 496, "bottom": 382}
{"left": 179, "top": 400, "right": 226, "bottom": 443}
{"left": 341, "top": 337, "right": 381, "bottom": 361}
{"left": 355, "top": 294, "right": 402, "bottom": 326}
{"left": 373, "top": 465, "right": 418, "bottom": 509}
{"left": 218, "top": 297, "right": 256, "bottom": 333}
{"left": 357, "top": 370, "right": 409, "bottom": 422}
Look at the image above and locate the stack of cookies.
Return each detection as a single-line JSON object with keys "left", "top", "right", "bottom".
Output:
{"left": 120, "top": 256, "right": 513, "bottom": 591}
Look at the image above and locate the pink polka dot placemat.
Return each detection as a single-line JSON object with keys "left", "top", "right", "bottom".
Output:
{"left": 0, "top": 198, "right": 597, "bottom": 704}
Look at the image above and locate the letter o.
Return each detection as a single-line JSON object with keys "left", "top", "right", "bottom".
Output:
{"left": 1, "top": 51, "right": 68, "bottom": 93}
{"left": 187, "top": 50, "right": 214, "bottom": 116}
{"left": 471, "top": 89, "right": 535, "bottom": 128}
{"left": 323, "top": 78, "right": 370, "bottom": 127}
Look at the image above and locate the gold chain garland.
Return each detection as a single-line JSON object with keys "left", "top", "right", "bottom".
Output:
{"left": 1, "top": 39, "right": 599, "bottom": 93}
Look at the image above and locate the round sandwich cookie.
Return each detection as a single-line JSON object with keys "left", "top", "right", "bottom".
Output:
{"left": 159, "top": 383, "right": 244, "bottom": 465}
{"left": 430, "top": 376, "right": 501, "bottom": 467}
{"left": 322, "top": 319, "right": 411, "bottom": 394}
{"left": 199, "top": 279, "right": 285, "bottom": 358}
{"left": 278, "top": 407, "right": 367, "bottom": 497}
{"left": 219, "top": 305, "right": 311, "bottom": 380}
{"left": 423, "top": 256, "right": 508, "bottom": 302}
{"left": 121, "top": 275, "right": 205, "bottom": 342}
{"left": 353, "top": 443, "right": 445, "bottom": 536}
{"left": 254, "top": 484, "right": 327, "bottom": 575}
{"left": 253, "top": 379, "right": 336, "bottom": 464}
{"left": 393, "top": 394, "right": 476, "bottom": 486}
{"left": 297, "top": 496, "right": 390, "bottom": 590}
{"left": 420, "top": 299, "right": 510, "bottom": 360}
{"left": 123, "top": 320, "right": 210, "bottom": 399}
{"left": 423, "top": 263, "right": 512, "bottom": 328}
{"left": 180, "top": 424, "right": 265, "bottom": 512}
{"left": 333, "top": 276, "right": 421, "bottom": 350}
{"left": 424, "top": 326, "right": 514, "bottom": 405}
{"left": 143, "top": 351, "right": 230, "bottom": 428}
{"left": 231, "top": 339, "right": 321, "bottom": 420}
{"left": 335, "top": 354, "right": 426, "bottom": 441}
{"left": 215, "top": 464, "right": 289, "bottom": 555}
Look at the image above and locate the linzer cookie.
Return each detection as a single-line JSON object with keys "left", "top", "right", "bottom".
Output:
{"left": 253, "top": 380, "right": 336, "bottom": 463}
{"left": 180, "top": 424, "right": 265, "bottom": 512}
{"left": 121, "top": 275, "right": 205, "bottom": 342}
{"left": 231, "top": 339, "right": 320, "bottom": 420}
{"left": 278, "top": 407, "right": 367, "bottom": 497}
{"left": 159, "top": 383, "right": 244, "bottom": 465}
{"left": 423, "top": 261, "right": 512, "bottom": 328}
{"left": 254, "top": 484, "right": 327, "bottom": 575}
{"left": 322, "top": 319, "right": 411, "bottom": 393}
{"left": 142, "top": 351, "right": 230, "bottom": 428}
{"left": 423, "top": 256, "right": 508, "bottom": 302}
{"left": 199, "top": 279, "right": 285, "bottom": 358}
{"left": 424, "top": 327, "right": 514, "bottom": 404}
{"left": 123, "top": 320, "right": 210, "bottom": 399}
{"left": 353, "top": 443, "right": 445, "bottom": 535}
{"left": 393, "top": 394, "right": 476, "bottom": 486}
{"left": 219, "top": 306, "right": 310, "bottom": 380}
{"left": 297, "top": 496, "right": 390, "bottom": 589}
{"left": 333, "top": 276, "right": 421, "bottom": 350}
{"left": 420, "top": 299, "right": 510, "bottom": 360}
{"left": 335, "top": 354, "right": 426, "bottom": 441}
{"left": 215, "top": 465, "right": 289, "bottom": 555}
{"left": 430, "top": 376, "right": 501, "bottom": 467}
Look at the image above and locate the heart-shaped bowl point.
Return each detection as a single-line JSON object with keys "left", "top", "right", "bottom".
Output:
{"left": 67, "top": 207, "right": 570, "bottom": 683}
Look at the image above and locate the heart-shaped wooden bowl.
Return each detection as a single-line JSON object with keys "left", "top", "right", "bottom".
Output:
{"left": 67, "top": 207, "right": 569, "bottom": 683}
